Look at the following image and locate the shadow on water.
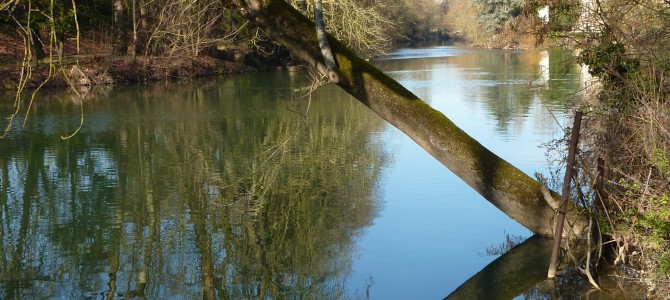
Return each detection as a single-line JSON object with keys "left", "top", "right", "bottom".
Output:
{"left": 445, "top": 235, "right": 646, "bottom": 300}
{"left": 445, "top": 235, "right": 552, "bottom": 300}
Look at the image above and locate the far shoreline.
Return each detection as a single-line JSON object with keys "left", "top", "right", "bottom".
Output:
{"left": 0, "top": 55, "right": 256, "bottom": 91}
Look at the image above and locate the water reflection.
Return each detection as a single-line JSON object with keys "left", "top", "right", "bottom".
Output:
{"left": 445, "top": 234, "right": 644, "bottom": 299}
{"left": 377, "top": 47, "right": 582, "bottom": 138}
{"left": 445, "top": 236, "right": 552, "bottom": 300}
{"left": 342, "top": 44, "right": 604, "bottom": 299}
{"left": 0, "top": 73, "right": 388, "bottom": 298}
{"left": 2, "top": 44, "right": 613, "bottom": 299}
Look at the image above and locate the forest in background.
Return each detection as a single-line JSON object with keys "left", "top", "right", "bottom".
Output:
{"left": 0, "top": 0, "right": 569, "bottom": 68}
{"left": 0, "top": 0, "right": 574, "bottom": 90}
{"left": 0, "top": 0, "right": 455, "bottom": 89}
{"left": 0, "top": 0, "right": 449, "bottom": 63}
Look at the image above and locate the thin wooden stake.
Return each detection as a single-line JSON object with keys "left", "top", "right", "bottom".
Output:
{"left": 548, "top": 110, "right": 583, "bottom": 278}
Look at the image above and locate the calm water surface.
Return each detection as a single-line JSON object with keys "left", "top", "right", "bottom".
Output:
{"left": 1, "top": 44, "right": 614, "bottom": 299}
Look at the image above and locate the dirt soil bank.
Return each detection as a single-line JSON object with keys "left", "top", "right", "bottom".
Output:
{"left": 0, "top": 55, "right": 254, "bottom": 91}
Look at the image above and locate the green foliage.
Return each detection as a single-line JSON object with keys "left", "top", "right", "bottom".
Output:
{"left": 613, "top": 180, "right": 670, "bottom": 275}
{"left": 598, "top": 214, "right": 613, "bottom": 234}
{"left": 579, "top": 40, "right": 643, "bottom": 113}
{"left": 1, "top": 0, "right": 91, "bottom": 42}
{"left": 474, "top": 0, "right": 525, "bottom": 33}
{"left": 580, "top": 41, "right": 640, "bottom": 82}
{"left": 638, "top": 195, "right": 670, "bottom": 276}
{"left": 548, "top": 0, "right": 581, "bottom": 31}
{"left": 52, "top": 1, "right": 77, "bottom": 37}
{"left": 651, "top": 147, "right": 670, "bottom": 177}
{"left": 638, "top": 195, "right": 670, "bottom": 234}
{"left": 71, "top": 0, "right": 113, "bottom": 28}
{"left": 659, "top": 249, "right": 670, "bottom": 275}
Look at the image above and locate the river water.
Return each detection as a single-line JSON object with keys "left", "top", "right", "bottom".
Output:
{"left": 0, "top": 44, "right": 618, "bottom": 299}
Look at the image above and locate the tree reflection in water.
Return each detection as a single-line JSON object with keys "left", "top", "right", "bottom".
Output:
{"left": 0, "top": 72, "right": 388, "bottom": 299}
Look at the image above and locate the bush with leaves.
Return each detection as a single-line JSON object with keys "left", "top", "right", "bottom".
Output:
{"left": 575, "top": 0, "right": 670, "bottom": 294}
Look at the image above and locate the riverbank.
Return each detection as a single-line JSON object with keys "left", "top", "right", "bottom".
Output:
{"left": 0, "top": 26, "right": 255, "bottom": 91}
{"left": 0, "top": 44, "right": 632, "bottom": 299}
{"left": 0, "top": 55, "right": 254, "bottom": 90}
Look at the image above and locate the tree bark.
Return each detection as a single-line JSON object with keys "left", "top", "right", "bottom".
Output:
{"left": 313, "top": 0, "right": 338, "bottom": 82}
{"left": 113, "top": 0, "right": 128, "bottom": 55}
{"left": 29, "top": 28, "right": 44, "bottom": 60}
{"left": 138, "top": 0, "right": 148, "bottom": 55}
{"left": 225, "top": 0, "right": 588, "bottom": 238}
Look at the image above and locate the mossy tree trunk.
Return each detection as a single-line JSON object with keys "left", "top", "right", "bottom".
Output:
{"left": 224, "top": 0, "right": 588, "bottom": 238}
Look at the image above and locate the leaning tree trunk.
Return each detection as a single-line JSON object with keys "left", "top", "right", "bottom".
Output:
{"left": 225, "top": 0, "right": 588, "bottom": 238}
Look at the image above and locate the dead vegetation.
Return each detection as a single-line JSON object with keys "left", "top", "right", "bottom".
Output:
{"left": 568, "top": 0, "right": 670, "bottom": 296}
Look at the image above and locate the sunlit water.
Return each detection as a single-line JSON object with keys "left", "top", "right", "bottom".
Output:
{"left": 345, "top": 45, "right": 584, "bottom": 299}
{"left": 0, "top": 44, "right": 621, "bottom": 299}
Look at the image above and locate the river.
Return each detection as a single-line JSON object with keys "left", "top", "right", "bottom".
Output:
{"left": 1, "top": 44, "right": 619, "bottom": 299}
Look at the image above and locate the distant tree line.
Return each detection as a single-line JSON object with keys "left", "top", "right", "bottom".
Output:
{"left": 0, "top": 0, "right": 449, "bottom": 63}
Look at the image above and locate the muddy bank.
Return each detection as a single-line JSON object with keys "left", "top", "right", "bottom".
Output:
{"left": 0, "top": 55, "right": 255, "bottom": 91}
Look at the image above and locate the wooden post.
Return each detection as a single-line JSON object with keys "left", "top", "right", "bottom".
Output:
{"left": 548, "top": 110, "right": 583, "bottom": 278}
{"left": 596, "top": 157, "right": 609, "bottom": 211}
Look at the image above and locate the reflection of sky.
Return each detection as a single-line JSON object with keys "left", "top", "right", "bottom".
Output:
{"left": 380, "top": 46, "right": 467, "bottom": 60}
{"left": 383, "top": 46, "right": 572, "bottom": 172}
{"left": 0, "top": 44, "right": 584, "bottom": 299}
{"left": 347, "top": 45, "right": 578, "bottom": 299}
